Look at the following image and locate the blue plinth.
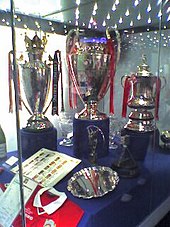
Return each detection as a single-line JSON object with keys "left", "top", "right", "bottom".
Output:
{"left": 73, "top": 117, "right": 109, "bottom": 161}
{"left": 122, "top": 128, "right": 159, "bottom": 161}
{"left": 21, "top": 127, "right": 57, "bottom": 159}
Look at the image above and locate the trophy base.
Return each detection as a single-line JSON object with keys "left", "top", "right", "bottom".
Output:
{"left": 121, "top": 128, "right": 159, "bottom": 161}
{"left": 75, "top": 101, "right": 108, "bottom": 120}
{"left": 111, "top": 161, "right": 139, "bottom": 178}
{"left": 125, "top": 109, "right": 155, "bottom": 132}
{"left": 21, "top": 127, "right": 57, "bottom": 159}
{"left": 124, "top": 119, "right": 156, "bottom": 132}
{"left": 25, "top": 114, "right": 53, "bottom": 131}
{"left": 73, "top": 117, "right": 109, "bottom": 161}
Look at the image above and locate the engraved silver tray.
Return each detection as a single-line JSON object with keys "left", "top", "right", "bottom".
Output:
{"left": 67, "top": 166, "right": 119, "bottom": 199}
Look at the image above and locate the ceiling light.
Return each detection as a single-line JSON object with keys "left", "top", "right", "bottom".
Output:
{"left": 107, "top": 13, "right": 110, "bottom": 20}
{"left": 119, "top": 17, "right": 123, "bottom": 24}
{"left": 89, "top": 17, "right": 93, "bottom": 24}
{"left": 115, "top": 0, "right": 120, "bottom": 5}
{"left": 167, "top": 7, "right": 170, "bottom": 13}
{"left": 167, "top": 14, "right": 170, "bottom": 21}
{"left": 137, "top": 13, "right": 141, "bottom": 20}
{"left": 147, "top": 3, "right": 151, "bottom": 12}
{"left": 125, "top": 9, "right": 130, "bottom": 16}
{"left": 75, "top": 7, "right": 79, "bottom": 19}
{"left": 76, "top": 0, "right": 80, "bottom": 5}
{"left": 92, "top": 10, "right": 96, "bottom": 15}
{"left": 112, "top": 4, "right": 116, "bottom": 11}
{"left": 134, "top": 0, "right": 139, "bottom": 7}
{"left": 114, "top": 24, "right": 118, "bottom": 29}
{"left": 130, "top": 20, "right": 134, "bottom": 26}
{"left": 157, "top": 0, "right": 162, "bottom": 5}
{"left": 94, "top": 3, "right": 98, "bottom": 11}
{"left": 102, "top": 20, "right": 106, "bottom": 26}
{"left": 147, "top": 17, "right": 152, "bottom": 24}
{"left": 158, "top": 10, "right": 162, "bottom": 18}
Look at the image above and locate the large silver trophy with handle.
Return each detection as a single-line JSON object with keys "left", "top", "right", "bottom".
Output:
{"left": 66, "top": 28, "right": 120, "bottom": 119}
{"left": 66, "top": 28, "right": 120, "bottom": 161}
{"left": 20, "top": 33, "right": 53, "bottom": 131}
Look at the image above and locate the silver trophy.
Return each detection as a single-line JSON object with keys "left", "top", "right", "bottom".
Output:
{"left": 66, "top": 28, "right": 120, "bottom": 120}
{"left": 66, "top": 29, "right": 120, "bottom": 161}
{"left": 121, "top": 55, "right": 164, "bottom": 132}
{"left": 20, "top": 33, "right": 53, "bottom": 131}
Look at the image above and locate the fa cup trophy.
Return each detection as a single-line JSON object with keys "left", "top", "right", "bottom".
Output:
{"left": 122, "top": 55, "right": 162, "bottom": 132}
{"left": 121, "top": 55, "right": 163, "bottom": 161}
{"left": 66, "top": 29, "right": 120, "bottom": 162}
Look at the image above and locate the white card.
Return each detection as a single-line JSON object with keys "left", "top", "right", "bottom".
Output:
{"left": 5, "top": 156, "right": 18, "bottom": 166}
{"left": 0, "top": 174, "right": 37, "bottom": 227}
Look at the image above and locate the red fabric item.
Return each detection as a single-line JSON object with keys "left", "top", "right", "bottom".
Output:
{"left": 67, "top": 55, "right": 80, "bottom": 109}
{"left": 13, "top": 185, "right": 84, "bottom": 227}
{"left": 121, "top": 76, "right": 131, "bottom": 118}
{"left": 0, "top": 183, "right": 6, "bottom": 192}
{"left": 108, "top": 39, "right": 116, "bottom": 114}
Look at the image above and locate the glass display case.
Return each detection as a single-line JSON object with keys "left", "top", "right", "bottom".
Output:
{"left": 0, "top": 0, "right": 170, "bottom": 226}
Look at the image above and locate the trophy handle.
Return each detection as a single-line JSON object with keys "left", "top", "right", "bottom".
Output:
{"left": 160, "top": 76, "right": 166, "bottom": 90}
{"left": 106, "top": 27, "right": 121, "bottom": 64}
{"left": 121, "top": 75, "right": 130, "bottom": 87}
{"left": 43, "top": 99, "right": 52, "bottom": 115}
{"left": 20, "top": 98, "right": 32, "bottom": 115}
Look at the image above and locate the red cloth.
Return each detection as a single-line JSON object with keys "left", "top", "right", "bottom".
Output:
{"left": 121, "top": 76, "right": 131, "bottom": 118}
{"left": 13, "top": 185, "right": 84, "bottom": 227}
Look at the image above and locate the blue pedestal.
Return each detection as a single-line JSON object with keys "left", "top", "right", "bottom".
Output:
{"left": 73, "top": 117, "right": 109, "bottom": 161}
{"left": 122, "top": 128, "right": 159, "bottom": 161}
{"left": 21, "top": 127, "right": 57, "bottom": 159}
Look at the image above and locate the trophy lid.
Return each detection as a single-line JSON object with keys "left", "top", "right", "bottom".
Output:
{"left": 137, "top": 55, "right": 152, "bottom": 77}
{"left": 24, "top": 32, "right": 47, "bottom": 54}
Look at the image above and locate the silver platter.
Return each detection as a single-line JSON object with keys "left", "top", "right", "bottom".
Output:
{"left": 67, "top": 166, "right": 119, "bottom": 199}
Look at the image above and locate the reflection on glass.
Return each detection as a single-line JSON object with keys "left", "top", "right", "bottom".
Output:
{"left": 58, "top": 111, "right": 74, "bottom": 146}
{"left": 109, "top": 115, "right": 124, "bottom": 150}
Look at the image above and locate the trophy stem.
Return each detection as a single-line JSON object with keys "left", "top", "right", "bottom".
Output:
{"left": 75, "top": 101, "right": 107, "bottom": 120}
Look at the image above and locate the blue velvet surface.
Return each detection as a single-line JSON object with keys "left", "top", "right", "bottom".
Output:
{"left": 1, "top": 140, "right": 170, "bottom": 227}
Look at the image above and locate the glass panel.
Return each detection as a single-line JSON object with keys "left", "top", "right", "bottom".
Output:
{"left": 0, "top": 0, "right": 169, "bottom": 226}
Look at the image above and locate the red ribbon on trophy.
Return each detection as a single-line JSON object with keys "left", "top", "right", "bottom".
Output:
{"left": 68, "top": 72, "right": 77, "bottom": 109}
{"left": 66, "top": 54, "right": 81, "bottom": 109}
{"left": 107, "top": 38, "right": 116, "bottom": 114}
{"left": 121, "top": 74, "right": 137, "bottom": 118}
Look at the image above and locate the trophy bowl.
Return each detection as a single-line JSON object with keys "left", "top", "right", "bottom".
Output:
{"left": 20, "top": 33, "right": 53, "bottom": 131}
{"left": 66, "top": 29, "right": 119, "bottom": 120}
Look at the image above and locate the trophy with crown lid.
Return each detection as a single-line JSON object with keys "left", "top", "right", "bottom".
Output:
{"left": 17, "top": 33, "right": 57, "bottom": 158}
{"left": 20, "top": 33, "right": 53, "bottom": 131}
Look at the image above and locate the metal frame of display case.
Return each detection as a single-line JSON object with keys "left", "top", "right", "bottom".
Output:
{"left": 0, "top": 0, "right": 169, "bottom": 226}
